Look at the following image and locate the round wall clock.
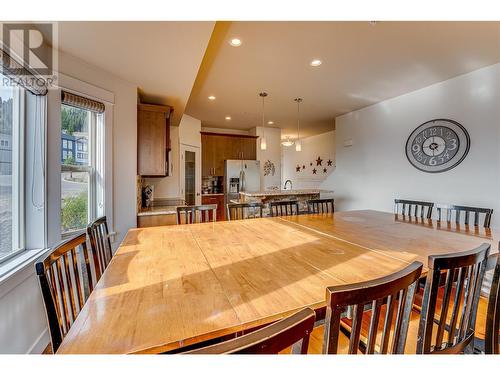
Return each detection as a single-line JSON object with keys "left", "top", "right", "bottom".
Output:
{"left": 405, "top": 119, "right": 470, "bottom": 173}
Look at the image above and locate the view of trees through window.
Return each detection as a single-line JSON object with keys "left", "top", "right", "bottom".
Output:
{"left": 61, "top": 104, "right": 91, "bottom": 233}
{"left": 0, "top": 84, "right": 13, "bottom": 257}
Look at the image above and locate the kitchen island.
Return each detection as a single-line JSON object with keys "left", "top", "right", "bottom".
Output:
{"left": 239, "top": 189, "right": 333, "bottom": 213}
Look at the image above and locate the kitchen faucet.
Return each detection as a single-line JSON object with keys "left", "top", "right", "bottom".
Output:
{"left": 284, "top": 180, "right": 292, "bottom": 190}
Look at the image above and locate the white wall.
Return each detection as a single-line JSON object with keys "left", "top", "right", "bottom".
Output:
{"left": 282, "top": 131, "right": 335, "bottom": 189}
{"left": 250, "top": 127, "right": 282, "bottom": 190}
{"left": 0, "top": 50, "right": 138, "bottom": 354}
{"left": 322, "top": 64, "right": 500, "bottom": 225}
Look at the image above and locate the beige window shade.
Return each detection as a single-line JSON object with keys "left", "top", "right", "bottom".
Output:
{"left": 61, "top": 90, "right": 105, "bottom": 113}
{"left": 0, "top": 48, "right": 48, "bottom": 96}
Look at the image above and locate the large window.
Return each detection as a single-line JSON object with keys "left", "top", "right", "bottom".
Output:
{"left": 60, "top": 102, "right": 103, "bottom": 235}
{"left": 0, "top": 75, "right": 23, "bottom": 262}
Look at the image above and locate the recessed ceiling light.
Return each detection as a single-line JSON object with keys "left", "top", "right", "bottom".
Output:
{"left": 267, "top": 121, "right": 274, "bottom": 125}
{"left": 225, "top": 116, "right": 231, "bottom": 120}
{"left": 229, "top": 38, "right": 242, "bottom": 47}
{"left": 208, "top": 95, "right": 216, "bottom": 100}
{"left": 310, "top": 59, "right": 322, "bottom": 67}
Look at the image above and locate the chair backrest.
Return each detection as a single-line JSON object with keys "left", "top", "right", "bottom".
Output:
{"left": 394, "top": 199, "right": 434, "bottom": 219}
{"left": 176, "top": 204, "right": 217, "bottom": 224}
{"left": 485, "top": 252, "right": 500, "bottom": 354}
{"left": 323, "top": 261, "right": 423, "bottom": 354}
{"left": 269, "top": 200, "right": 299, "bottom": 217}
{"left": 185, "top": 308, "right": 316, "bottom": 354}
{"left": 35, "top": 233, "right": 94, "bottom": 352}
{"left": 226, "top": 202, "right": 264, "bottom": 221}
{"left": 436, "top": 204, "right": 493, "bottom": 228}
{"left": 417, "top": 243, "right": 490, "bottom": 354}
{"left": 86, "top": 216, "right": 113, "bottom": 282}
{"left": 307, "top": 198, "right": 334, "bottom": 214}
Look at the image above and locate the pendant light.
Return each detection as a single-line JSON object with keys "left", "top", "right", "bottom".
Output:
{"left": 259, "top": 92, "right": 268, "bottom": 150}
{"left": 294, "top": 98, "right": 303, "bottom": 151}
{"left": 281, "top": 136, "right": 294, "bottom": 147}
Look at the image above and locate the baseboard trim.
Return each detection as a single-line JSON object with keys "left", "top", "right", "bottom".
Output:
{"left": 27, "top": 328, "right": 49, "bottom": 354}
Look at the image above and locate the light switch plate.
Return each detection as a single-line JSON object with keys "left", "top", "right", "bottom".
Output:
{"left": 344, "top": 138, "right": 353, "bottom": 147}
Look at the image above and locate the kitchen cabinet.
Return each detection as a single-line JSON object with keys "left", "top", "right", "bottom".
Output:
{"left": 202, "top": 194, "right": 225, "bottom": 221}
{"left": 201, "top": 132, "right": 257, "bottom": 177}
{"left": 137, "top": 103, "right": 172, "bottom": 176}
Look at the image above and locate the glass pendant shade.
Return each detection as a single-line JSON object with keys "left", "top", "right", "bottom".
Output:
{"left": 260, "top": 137, "right": 267, "bottom": 150}
{"left": 295, "top": 140, "right": 302, "bottom": 152}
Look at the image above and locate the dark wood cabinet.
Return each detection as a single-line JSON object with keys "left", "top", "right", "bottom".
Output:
{"left": 201, "top": 132, "right": 257, "bottom": 177}
{"left": 202, "top": 195, "right": 225, "bottom": 221}
{"left": 137, "top": 103, "right": 172, "bottom": 176}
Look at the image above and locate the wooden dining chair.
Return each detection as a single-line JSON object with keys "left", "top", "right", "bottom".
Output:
{"left": 394, "top": 199, "right": 434, "bottom": 219}
{"left": 176, "top": 204, "right": 217, "bottom": 224}
{"left": 484, "top": 252, "right": 500, "bottom": 354}
{"left": 226, "top": 202, "right": 264, "bottom": 221}
{"left": 35, "top": 233, "right": 94, "bottom": 352}
{"left": 436, "top": 204, "right": 493, "bottom": 228}
{"left": 269, "top": 200, "right": 300, "bottom": 217}
{"left": 185, "top": 308, "right": 316, "bottom": 354}
{"left": 473, "top": 252, "right": 500, "bottom": 354}
{"left": 322, "top": 261, "right": 423, "bottom": 354}
{"left": 86, "top": 216, "right": 113, "bottom": 282}
{"left": 416, "top": 243, "right": 490, "bottom": 354}
{"left": 307, "top": 198, "right": 334, "bottom": 214}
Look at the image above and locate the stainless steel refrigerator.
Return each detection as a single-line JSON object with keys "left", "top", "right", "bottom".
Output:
{"left": 225, "top": 160, "right": 261, "bottom": 205}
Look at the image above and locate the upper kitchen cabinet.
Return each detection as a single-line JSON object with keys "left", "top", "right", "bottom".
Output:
{"left": 201, "top": 132, "right": 258, "bottom": 176}
{"left": 137, "top": 103, "right": 173, "bottom": 176}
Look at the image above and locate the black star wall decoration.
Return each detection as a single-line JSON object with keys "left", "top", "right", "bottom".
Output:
{"left": 296, "top": 165, "right": 301, "bottom": 172}
{"left": 316, "top": 157, "right": 323, "bottom": 166}
{"left": 327, "top": 159, "right": 333, "bottom": 166}
{"left": 323, "top": 168, "right": 328, "bottom": 173}
{"left": 312, "top": 168, "right": 317, "bottom": 174}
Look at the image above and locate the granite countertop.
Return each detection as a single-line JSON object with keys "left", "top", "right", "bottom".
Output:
{"left": 201, "top": 193, "right": 224, "bottom": 196}
{"left": 137, "top": 205, "right": 178, "bottom": 217}
{"left": 239, "top": 189, "right": 333, "bottom": 197}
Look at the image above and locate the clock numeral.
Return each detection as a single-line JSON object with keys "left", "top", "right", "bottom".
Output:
{"left": 448, "top": 138, "right": 457, "bottom": 150}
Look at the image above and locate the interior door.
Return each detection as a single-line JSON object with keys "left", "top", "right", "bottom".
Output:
{"left": 180, "top": 144, "right": 201, "bottom": 205}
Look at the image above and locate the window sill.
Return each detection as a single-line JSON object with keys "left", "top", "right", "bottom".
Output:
{"left": 0, "top": 248, "right": 50, "bottom": 299}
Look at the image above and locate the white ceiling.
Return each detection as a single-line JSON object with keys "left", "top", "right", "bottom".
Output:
{"left": 56, "top": 21, "right": 215, "bottom": 125}
{"left": 186, "top": 21, "right": 500, "bottom": 138}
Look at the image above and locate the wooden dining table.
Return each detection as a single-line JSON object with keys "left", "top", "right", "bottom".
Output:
{"left": 56, "top": 210, "right": 498, "bottom": 354}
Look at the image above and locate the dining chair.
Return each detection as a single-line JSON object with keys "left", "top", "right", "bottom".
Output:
{"left": 436, "top": 204, "right": 493, "bottom": 228}
{"left": 269, "top": 200, "right": 300, "bottom": 217}
{"left": 176, "top": 204, "right": 217, "bottom": 224}
{"left": 394, "top": 199, "right": 434, "bottom": 219}
{"left": 35, "top": 233, "right": 94, "bottom": 352}
{"left": 416, "top": 243, "right": 490, "bottom": 354}
{"left": 226, "top": 202, "right": 264, "bottom": 221}
{"left": 473, "top": 252, "right": 500, "bottom": 354}
{"left": 322, "top": 261, "right": 423, "bottom": 354}
{"left": 184, "top": 308, "right": 316, "bottom": 354}
{"left": 86, "top": 216, "right": 113, "bottom": 283}
{"left": 307, "top": 198, "right": 334, "bottom": 214}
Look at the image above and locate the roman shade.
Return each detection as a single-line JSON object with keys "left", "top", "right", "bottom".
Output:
{"left": 0, "top": 47, "right": 49, "bottom": 96}
{"left": 61, "top": 90, "right": 105, "bottom": 113}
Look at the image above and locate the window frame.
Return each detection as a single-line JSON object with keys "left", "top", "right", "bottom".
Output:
{"left": 60, "top": 104, "right": 104, "bottom": 239}
{"left": 0, "top": 86, "right": 25, "bottom": 264}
